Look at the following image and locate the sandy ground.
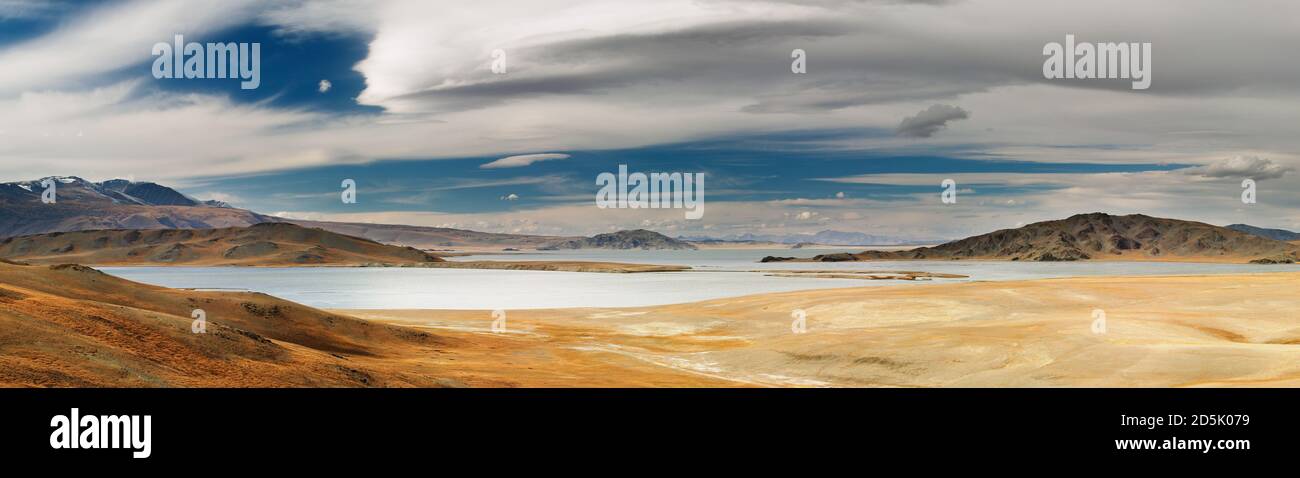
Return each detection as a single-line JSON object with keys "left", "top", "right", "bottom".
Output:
{"left": 340, "top": 271, "right": 1300, "bottom": 387}
{"left": 5, "top": 257, "right": 1297, "bottom": 388}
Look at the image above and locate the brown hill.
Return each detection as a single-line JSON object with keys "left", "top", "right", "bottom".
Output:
{"left": 0, "top": 223, "right": 442, "bottom": 266}
{"left": 781, "top": 213, "right": 1298, "bottom": 263}
{"left": 0, "top": 260, "right": 732, "bottom": 387}
{"left": 0, "top": 260, "right": 458, "bottom": 387}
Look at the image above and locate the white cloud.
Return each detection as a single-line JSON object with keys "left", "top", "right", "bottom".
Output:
{"left": 318, "top": 79, "right": 332, "bottom": 93}
{"left": 480, "top": 153, "right": 570, "bottom": 169}
{"left": 1186, "top": 155, "right": 1293, "bottom": 181}
{"left": 0, "top": 0, "right": 261, "bottom": 95}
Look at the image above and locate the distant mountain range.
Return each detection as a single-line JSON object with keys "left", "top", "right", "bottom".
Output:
{"left": 679, "top": 230, "right": 939, "bottom": 246}
{"left": 539, "top": 229, "right": 697, "bottom": 250}
{"left": 1226, "top": 224, "right": 1300, "bottom": 241}
{"left": 6, "top": 177, "right": 1296, "bottom": 261}
{"left": 0, "top": 176, "right": 696, "bottom": 251}
{"left": 0, "top": 176, "right": 275, "bottom": 237}
{"left": 0, "top": 222, "right": 442, "bottom": 266}
{"left": 288, "top": 219, "right": 578, "bottom": 250}
{"left": 765, "top": 213, "right": 1299, "bottom": 264}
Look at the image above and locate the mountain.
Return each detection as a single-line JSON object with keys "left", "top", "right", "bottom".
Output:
{"left": 769, "top": 213, "right": 1298, "bottom": 263}
{"left": 96, "top": 178, "right": 228, "bottom": 207}
{"left": 1226, "top": 224, "right": 1300, "bottom": 241}
{"left": 0, "top": 260, "right": 450, "bottom": 386}
{"left": 0, "top": 177, "right": 571, "bottom": 250}
{"left": 0, "top": 176, "right": 274, "bottom": 238}
{"left": 0, "top": 222, "right": 443, "bottom": 266}
{"left": 288, "top": 219, "right": 579, "bottom": 250}
{"left": 679, "top": 230, "right": 936, "bottom": 246}
{"left": 539, "top": 229, "right": 698, "bottom": 250}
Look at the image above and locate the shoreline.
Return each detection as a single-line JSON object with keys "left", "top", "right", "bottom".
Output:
{"left": 42, "top": 259, "right": 692, "bottom": 273}
{"left": 763, "top": 254, "right": 1296, "bottom": 265}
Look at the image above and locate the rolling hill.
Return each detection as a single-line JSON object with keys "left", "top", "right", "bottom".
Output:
{"left": 768, "top": 213, "right": 1299, "bottom": 263}
{"left": 0, "top": 222, "right": 443, "bottom": 266}
{"left": 0, "top": 259, "right": 455, "bottom": 387}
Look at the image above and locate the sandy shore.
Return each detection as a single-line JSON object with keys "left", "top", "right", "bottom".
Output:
{"left": 340, "top": 271, "right": 1300, "bottom": 387}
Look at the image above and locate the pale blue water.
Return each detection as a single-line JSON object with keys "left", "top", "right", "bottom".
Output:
{"left": 100, "top": 249, "right": 1296, "bottom": 309}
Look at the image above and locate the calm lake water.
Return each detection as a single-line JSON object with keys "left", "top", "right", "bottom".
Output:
{"left": 100, "top": 249, "right": 1296, "bottom": 309}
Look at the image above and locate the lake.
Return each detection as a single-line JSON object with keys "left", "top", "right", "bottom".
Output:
{"left": 100, "top": 249, "right": 1296, "bottom": 309}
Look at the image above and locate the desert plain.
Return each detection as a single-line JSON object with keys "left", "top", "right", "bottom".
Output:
{"left": 343, "top": 271, "right": 1300, "bottom": 387}
{"left": 3, "top": 257, "right": 1299, "bottom": 387}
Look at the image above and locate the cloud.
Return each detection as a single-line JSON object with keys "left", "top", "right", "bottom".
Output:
{"left": 1186, "top": 155, "right": 1293, "bottom": 180}
{"left": 480, "top": 153, "right": 570, "bottom": 169}
{"left": 817, "top": 172, "right": 1074, "bottom": 186}
{"left": 7, "top": 0, "right": 1300, "bottom": 238}
{"left": 258, "top": 0, "right": 378, "bottom": 36}
{"left": 318, "top": 79, "right": 332, "bottom": 93}
{"left": 500, "top": 193, "right": 519, "bottom": 201}
{"left": 0, "top": 0, "right": 261, "bottom": 95}
{"left": 895, "top": 104, "right": 969, "bottom": 138}
{"left": 196, "top": 191, "right": 241, "bottom": 205}
{"left": 0, "top": 0, "right": 63, "bottom": 19}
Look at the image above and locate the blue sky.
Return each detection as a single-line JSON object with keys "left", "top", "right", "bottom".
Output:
{"left": 185, "top": 131, "right": 1189, "bottom": 216}
{"left": 2, "top": 0, "right": 1298, "bottom": 237}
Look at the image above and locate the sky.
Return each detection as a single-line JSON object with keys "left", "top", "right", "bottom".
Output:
{"left": 1, "top": 0, "right": 1298, "bottom": 239}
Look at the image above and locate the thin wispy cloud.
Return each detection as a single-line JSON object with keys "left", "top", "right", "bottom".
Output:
{"left": 480, "top": 153, "right": 570, "bottom": 169}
